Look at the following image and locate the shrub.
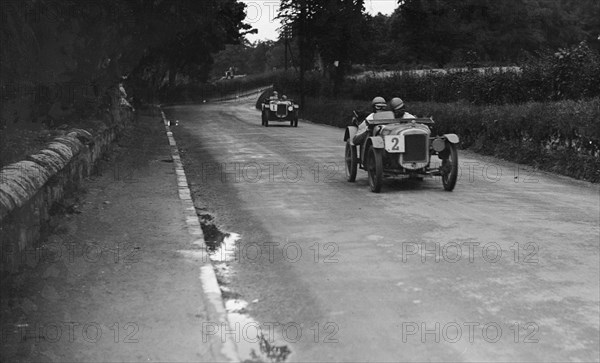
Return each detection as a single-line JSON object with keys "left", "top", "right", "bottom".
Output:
{"left": 273, "top": 42, "right": 600, "bottom": 106}
{"left": 160, "top": 71, "right": 283, "bottom": 102}
{"left": 299, "top": 97, "right": 600, "bottom": 182}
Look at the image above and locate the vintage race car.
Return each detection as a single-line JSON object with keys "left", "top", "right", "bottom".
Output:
{"left": 261, "top": 98, "right": 299, "bottom": 127}
{"left": 343, "top": 111, "right": 459, "bottom": 193}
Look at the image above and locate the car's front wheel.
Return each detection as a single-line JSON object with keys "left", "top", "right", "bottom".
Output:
{"left": 293, "top": 115, "right": 298, "bottom": 127}
{"left": 441, "top": 141, "right": 458, "bottom": 191}
{"left": 261, "top": 110, "right": 267, "bottom": 126}
{"left": 367, "top": 147, "right": 383, "bottom": 193}
{"left": 345, "top": 142, "right": 357, "bottom": 182}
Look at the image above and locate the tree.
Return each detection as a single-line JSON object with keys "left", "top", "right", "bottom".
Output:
{"left": 278, "top": 0, "right": 367, "bottom": 95}
{"left": 363, "top": 13, "right": 399, "bottom": 65}
{"left": 390, "top": 0, "right": 599, "bottom": 66}
{"left": 1, "top": 0, "right": 255, "bottom": 128}
{"left": 391, "top": 0, "right": 460, "bottom": 66}
{"left": 132, "top": 0, "right": 254, "bottom": 89}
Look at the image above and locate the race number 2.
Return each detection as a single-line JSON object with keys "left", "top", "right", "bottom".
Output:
{"left": 384, "top": 135, "right": 403, "bottom": 153}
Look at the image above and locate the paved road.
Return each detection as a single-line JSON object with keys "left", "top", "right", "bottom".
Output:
{"left": 165, "top": 100, "right": 599, "bottom": 362}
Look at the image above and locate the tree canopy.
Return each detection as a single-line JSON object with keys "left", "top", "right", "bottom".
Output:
{"left": 388, "top": 0, "right": 599, "bottom": 66}
{"left": 1, "top": 0, "right": 254, "bottom": 127}
{"left": 271, "top": 0, "right": 600, "bottom": 70}
{"left": 278, "top": 0, "right": 368, "bottom": 91}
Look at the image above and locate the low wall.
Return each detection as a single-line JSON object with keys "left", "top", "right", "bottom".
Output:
{"left": 0, "top": 107, "right": 134, "bottom": 272}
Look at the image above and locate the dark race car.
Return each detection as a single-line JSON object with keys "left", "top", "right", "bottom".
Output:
{"left": 261, "top": 97, "right": 299, "bottom": 127}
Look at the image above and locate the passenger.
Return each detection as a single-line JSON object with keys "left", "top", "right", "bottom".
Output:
{"left": 389, "top": 97, "right": 416, "bottom": 119}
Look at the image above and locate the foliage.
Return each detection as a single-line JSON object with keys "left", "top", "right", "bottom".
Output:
{"left": 161, "top": 71, "right": 283, "bottom": 103}
{"left": 210, "top": 40, "right": 293, "bottom": 78}
{"left": 274, "top": 41, "right": 600, "bottom": 105}
{"left": 297, "top": 96, "right": 600, "bottom": 182}
{"left": 278, "top": 0, "right": 369, "bottom": 92}
{"left": 388, "top": 0, "right": 599, "bottom": 67}
{"left": 0, "top": 0, "right": 253, "bottom": 129}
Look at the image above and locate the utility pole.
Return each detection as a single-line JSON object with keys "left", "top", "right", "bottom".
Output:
{"left": 284, "top": 29, "right": 288, "bottom": 71}
{"left": 299, "top": 0, "right": 306, "bottom": 108}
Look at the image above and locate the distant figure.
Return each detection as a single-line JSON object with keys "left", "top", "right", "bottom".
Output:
{"left": 118, "top": 82, "right": 135, "bottom": 112}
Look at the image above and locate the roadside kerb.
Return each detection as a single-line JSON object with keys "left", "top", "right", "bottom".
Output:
{"left": 159, "top": 107, "right": 239, "bottom": 361}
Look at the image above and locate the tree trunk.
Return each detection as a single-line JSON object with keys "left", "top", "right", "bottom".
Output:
{"left": 168, "top": 65, "right": 178, "bottom": 89}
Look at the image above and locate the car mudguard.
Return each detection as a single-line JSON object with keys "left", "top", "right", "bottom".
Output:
{"left": 368, "top": 136, "right": 385, "bottom": 149}
{"left": 443, "top": 133, "right": 459, "bottom": 144}
{"left": 361, "top": 137, "right": 384, "bottom": 165}
{"left": 344, "top": 126, "right": 358, "bottom": 143}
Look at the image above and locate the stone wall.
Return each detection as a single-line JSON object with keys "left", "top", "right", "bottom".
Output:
{"left": 0, "top": 107, "right": 134, "bottom": 272}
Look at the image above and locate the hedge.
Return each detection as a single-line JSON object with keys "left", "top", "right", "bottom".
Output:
{"left": 298, "top": 97, "right": 600, "bottom": 183}
{"left": 160, "top": 71, "right": 285, "bottom": 103}
{"left": 273, "top": 42, "right": 600, "bottom": 105}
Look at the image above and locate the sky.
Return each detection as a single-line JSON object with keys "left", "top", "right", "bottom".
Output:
{"left": 240, "top": 0, "right": 399, "bottom": 43}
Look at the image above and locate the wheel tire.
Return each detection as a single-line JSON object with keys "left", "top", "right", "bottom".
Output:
{"left": 264, "top": 116, "right": 269, "bottom": 127}
{"left": 290, "top": 119, "right": 294, "bottom": 127}
{"left": 345, "top": 142, "right": 358, "bottom": 182}
{"left": 441, "top": 142, "right": 458, "bottom": 191}
{"left": 367, "top": 147, "right": 383, "bottom": 193}
{"left": 293, "top": 117, "right": 298, "bottom": 127}
{"left": 261, "top": 111, "right": 267, "bottom": 126}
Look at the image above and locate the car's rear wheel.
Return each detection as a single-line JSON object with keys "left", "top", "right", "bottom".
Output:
{"left": 367, "top": 147, "right": 383, "bottom": 193}
{"left": 345, "top": 142, "right": 358, "bottom": 182}
{"left": 441, "top": 142, "right": 458, "bottom": 191}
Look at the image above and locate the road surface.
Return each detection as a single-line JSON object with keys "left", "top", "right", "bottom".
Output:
{"left": 165, "top": 99, "right": 599, "bottom": 362}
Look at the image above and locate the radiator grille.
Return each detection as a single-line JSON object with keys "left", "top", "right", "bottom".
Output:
{"left": 403, "top": 134, "right": 427, "bottom": 162}
{"left": 277, "top": 104, "right": 288, "bottom": 116}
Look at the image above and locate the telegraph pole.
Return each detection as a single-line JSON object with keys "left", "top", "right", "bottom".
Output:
{"left": 284, "top": 29, "right": 288, "bottom": 71}
{"left": 299, "top": 0, "right": 306, "bottom": 108}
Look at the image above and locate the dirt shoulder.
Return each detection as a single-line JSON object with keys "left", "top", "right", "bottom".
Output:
{"left": 1, "top": 110, "right": 224, "bottom": 362}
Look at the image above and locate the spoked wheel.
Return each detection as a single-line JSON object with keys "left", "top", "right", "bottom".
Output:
{"left": 367, "top": 147, "right": 383, "bottom": 193}
{"left": 441, "top": 142, "right": 458, "bottom": 191}
{"left": 345, "top": 142, "right": 358, "bottom": 182}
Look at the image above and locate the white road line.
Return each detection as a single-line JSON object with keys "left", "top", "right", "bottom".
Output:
{"left": 160, "top": 108, "right": 240, "bottom": 362}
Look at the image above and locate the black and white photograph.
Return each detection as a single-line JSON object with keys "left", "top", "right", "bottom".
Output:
{"left": 1, "top": 0, "right": 599, "bottom": 361}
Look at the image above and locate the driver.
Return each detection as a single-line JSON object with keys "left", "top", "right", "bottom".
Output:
{"left": 389, "top": 97, "right": 416, "bottom": 119}
{"left": 352, "top": 96, "right": 387, "bottom": 145}
{"left": 269, "top": 91, "right": 279, "bottom": 100}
